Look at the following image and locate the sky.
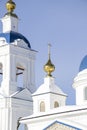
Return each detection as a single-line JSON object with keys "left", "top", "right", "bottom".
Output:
{"left": 0, "top": 0, "right": 87, "bottom": 106}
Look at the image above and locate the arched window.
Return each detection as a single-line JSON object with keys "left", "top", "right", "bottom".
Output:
{"left": 54, "top": 101, "right": 59, "bottom": 108}
{"left": 0, "top": 63, "right": 3, "bottom": 86}
{"left": 16, "top": 66, "right": 24, "bottom": 88}
{"left": 40, "top": 101, "right": 45, "bottom": 112}
{"left": 84, "top": 87, "right": 87, "bottom": 100}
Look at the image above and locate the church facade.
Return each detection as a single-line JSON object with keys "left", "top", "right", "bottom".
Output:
{"left": 20, "top": 61, "right": 87, "bottom": 130}
{"left": 0, "top": 0, "right": 87, "bottom": 130}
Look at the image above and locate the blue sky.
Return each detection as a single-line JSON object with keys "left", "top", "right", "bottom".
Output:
{"left": 0, "top": 0, "right": 87, "bottom": 106}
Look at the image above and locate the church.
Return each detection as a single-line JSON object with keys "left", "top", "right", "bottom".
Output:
{"left": 0, "top": 0, "right": 87, "bottom": 130}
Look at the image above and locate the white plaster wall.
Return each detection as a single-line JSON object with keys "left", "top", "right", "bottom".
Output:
{"left": 33, "top": 93, "right": 66, "bottom": 113}
{"left": 0, "top": 97, "right": 33, "bottom": 130}
{"left": 0, "top": 44, "right": 36, "bottom": 95}
{"left": 75, "top": 86, "right": 85, "bottom": 105}
{"left": 33, "top": 77, "right": 66, "bottom": 113}
{"left": 1, "top": 15, "right": 18, "bottom": 33}
{"left": 21, "top": 106, "right": 87, "bottom": 130}
{"left": 0, "top": 44, "right": 35, "bottom": 130}
{"left": 33, "top": 94, "right": 50, "bottom": 113}
{"left": 9, "top": 44, "right": 36, "bottom": 93}
{"left": 50, "top": 93, "right": 66, "bottom": 109}
{"left": 73, "top": 69, "right": 87, "bottom": 105}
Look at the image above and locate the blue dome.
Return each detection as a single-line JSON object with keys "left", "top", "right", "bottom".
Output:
{"left": 0, "top": 31, "right": 31, "bottom": 48}
{"left": 79, "top": 55, "right": 87, "bottom": 72}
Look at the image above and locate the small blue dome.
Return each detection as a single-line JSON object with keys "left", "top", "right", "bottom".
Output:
{"left": 79, "top": 55, "right": 87, "bottom": 72}
{"left": 0, "top": 31, "right": 31, "bottom": 48}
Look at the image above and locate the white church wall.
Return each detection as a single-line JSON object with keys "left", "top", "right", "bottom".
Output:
{"left": 50, "top": 93, "right": 66, "bottom": 109}
{"left": 1, "top": 15, "right": 18, "bottom": 33}
{"left": 73, "top": 69, "right": 87, "bottom": 105}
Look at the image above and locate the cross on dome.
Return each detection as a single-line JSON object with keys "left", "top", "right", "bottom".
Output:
{"left": 48, "top": 43, "right": 51, "bottom": 59}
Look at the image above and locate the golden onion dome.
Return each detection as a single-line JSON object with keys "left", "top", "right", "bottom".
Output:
{"left": 6, "top": 0, "right": 16, "bottom": 13}
{"left": 44, "top": 58, "right": 55, "bottom": 76}
{"left": 44, "top": 44, "right": 55, "bottom": 76}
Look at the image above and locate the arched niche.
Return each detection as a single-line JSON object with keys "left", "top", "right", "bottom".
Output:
{"left": 40, "top": 101, "right": 45, "bottom": 112}
{"left": 54, "top": 101, "right": 59, "bottom": 108}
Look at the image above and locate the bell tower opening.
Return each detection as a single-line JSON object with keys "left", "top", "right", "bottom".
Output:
{"left": 16, "top": 66, "right": 24, "bottom": 88}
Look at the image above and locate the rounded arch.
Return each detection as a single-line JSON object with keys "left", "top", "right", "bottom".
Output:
{"left": 54, "top": 101, "right": 59, "bottom": 108}
{"left": 40, "top": 101, "right": 45, "bottom": 112}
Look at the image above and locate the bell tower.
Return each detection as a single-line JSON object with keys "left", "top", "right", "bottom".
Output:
{"left": 0, "top": 0, "right": 36, "bottom": 130}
